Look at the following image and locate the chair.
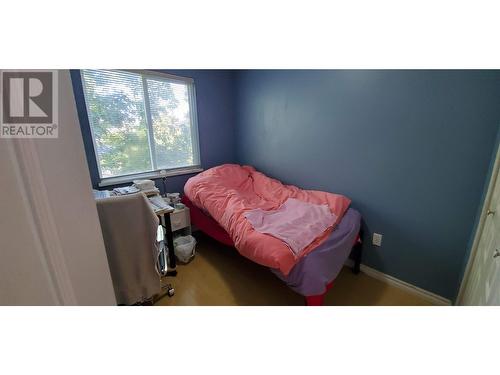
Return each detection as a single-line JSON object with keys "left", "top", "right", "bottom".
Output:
{"left": 96, "top": 193, "right": 161, "bottom": 305}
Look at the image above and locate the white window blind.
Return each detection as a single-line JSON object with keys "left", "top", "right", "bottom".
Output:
{"left": 81, "top": 69, "right": 200, "bottom": 182}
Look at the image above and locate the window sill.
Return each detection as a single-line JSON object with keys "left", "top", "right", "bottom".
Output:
{"left": 98, "top": 167, "right": 204, "bottom": 188}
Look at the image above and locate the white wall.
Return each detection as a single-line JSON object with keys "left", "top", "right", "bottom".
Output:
{"left": 0, "top": 70, "right": 116, "bottom": 305}
{"left": 0, "top": 142, "right": 60, "bottom": 305}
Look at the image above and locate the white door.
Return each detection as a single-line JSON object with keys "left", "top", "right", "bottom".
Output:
{"left": 461, "top": 154, "right": 500, "bottom": 305}
{"left": 0, "top": 70, "right": 116, "bottom": 305}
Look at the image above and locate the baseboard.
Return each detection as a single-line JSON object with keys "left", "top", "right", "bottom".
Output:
{"left": 345, "top": 260, "right": 452, "bottom": 306}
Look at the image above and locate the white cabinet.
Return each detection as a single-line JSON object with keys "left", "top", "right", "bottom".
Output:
{"left": 170, "top": 207, "right": 191, "bottom": 233}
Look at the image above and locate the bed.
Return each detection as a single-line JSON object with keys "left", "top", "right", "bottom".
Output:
{"left": 182, "top": 164, "right": 363, "bottom": 305}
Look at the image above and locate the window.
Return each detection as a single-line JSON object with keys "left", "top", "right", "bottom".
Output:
{"left": 80, "top": 69, "right": 201, "bottom": 185}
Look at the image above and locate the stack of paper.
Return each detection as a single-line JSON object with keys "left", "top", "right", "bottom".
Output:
{"left": 113, "top": 186, "right": 140, "bottom": 195}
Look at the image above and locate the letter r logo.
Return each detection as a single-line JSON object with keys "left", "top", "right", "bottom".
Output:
{"left": 2, "top": 71, "right": 53, "bottom": 124}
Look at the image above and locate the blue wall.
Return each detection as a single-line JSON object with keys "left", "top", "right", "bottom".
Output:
{"left": 234, "top": 70, "right": 500, "bottom": 300}
{"left": 71, "top": 69, "right": 236, "bottom": 194}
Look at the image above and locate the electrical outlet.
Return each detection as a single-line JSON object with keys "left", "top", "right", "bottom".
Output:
{"left": 372, "top": 233, "right": 383, "bottom": 247}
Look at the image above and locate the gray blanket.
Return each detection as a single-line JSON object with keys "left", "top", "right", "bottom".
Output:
{"left": 96, "top": 193, "right": 161, "bottom": 305}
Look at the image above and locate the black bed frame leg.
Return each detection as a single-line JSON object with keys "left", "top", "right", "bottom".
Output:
{"left": 352, "top": 229, "right": 363, "bottom": 275}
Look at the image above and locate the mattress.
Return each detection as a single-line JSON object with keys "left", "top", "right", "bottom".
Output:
{"left": 271, "top": 208, "right": 361, "bottom": 296}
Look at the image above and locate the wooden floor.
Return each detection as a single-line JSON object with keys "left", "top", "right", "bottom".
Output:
{"left": 155, "top": 233, "right": 433, "bottom": 306}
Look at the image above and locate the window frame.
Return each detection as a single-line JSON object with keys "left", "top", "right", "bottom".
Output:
{"left": 80, "top": 69, "right": 202, "bottom": 187}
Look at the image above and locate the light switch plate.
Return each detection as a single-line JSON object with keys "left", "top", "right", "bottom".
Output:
{"left": 372, "top": 233, "right": 383, "bottom": 247}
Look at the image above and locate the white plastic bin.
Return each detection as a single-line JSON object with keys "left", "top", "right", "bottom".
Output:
{"left": 173, "top": 235, "right": 197, "bottom": 263}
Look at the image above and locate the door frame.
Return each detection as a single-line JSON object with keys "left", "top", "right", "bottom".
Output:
{"left": 457, "top": 142, "right": 500, "bottom": 305}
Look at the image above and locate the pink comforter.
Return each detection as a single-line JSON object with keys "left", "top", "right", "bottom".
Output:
{"left": 184, "top": 164, "right": 351, "bottom": 275}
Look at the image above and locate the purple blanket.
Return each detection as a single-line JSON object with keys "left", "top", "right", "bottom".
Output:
{"left": 271, "top": 208, "right": 361, "bottom": 296}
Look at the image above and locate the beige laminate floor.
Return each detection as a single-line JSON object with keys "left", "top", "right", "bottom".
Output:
{"left": 155, "top": 233, "right": 433, "bottom": 306}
